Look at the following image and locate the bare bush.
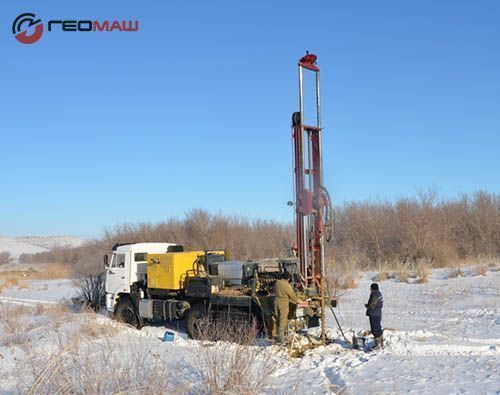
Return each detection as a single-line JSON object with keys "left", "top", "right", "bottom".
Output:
{"left": 71, "top": 252, "right": 104, "bottom": 278}
{"left": 331, "top": 190, "right": 499, "bottom": 270}
{"left": 74, "top": 275, "right": 105, "bottom": 311}
{"left": 192, "top": 316, "right": 275, "bottom": 394}
{"left": 19, "top": 240, "right": 105, "bottom": 274}
{"left": 0, "top": 251, "right": 13, "bottom": 265}
{"left": 71, "top": 253, "right": 106, "bottom": 311}
{"left": 103, "top": 209, "right": 294, "bottom": 261}
{"left": 196, "top": 314, "right": 258, "bottom": 344}
{"left": 17, "top": 190, "right": 500, "bottom": 285}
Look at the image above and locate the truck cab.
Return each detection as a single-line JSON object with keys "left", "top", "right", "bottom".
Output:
{"left": 104, "top": 242, "right": 179, "bottom": 312}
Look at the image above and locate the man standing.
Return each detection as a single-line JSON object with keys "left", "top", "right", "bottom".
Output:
{"left": 273, "top": 271, "right": 299, "bottom": 343}
{"left": 365, "top": 283, "right": 384, "bottom": 349}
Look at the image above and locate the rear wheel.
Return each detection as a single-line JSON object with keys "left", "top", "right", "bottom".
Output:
{"left": 185, "top": 304, "right": 206, "bottom": 339}
{"left": 114, "top": 297, "right": 139, "bottom": 328}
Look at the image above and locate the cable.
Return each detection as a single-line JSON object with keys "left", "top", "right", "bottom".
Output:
{"left": 326, "top": 288, "right": 350, "bottom": 344}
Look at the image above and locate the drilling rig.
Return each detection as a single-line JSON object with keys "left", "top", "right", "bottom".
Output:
{"left": 103, "top": 52, "right": 333, "bottom": 346}
{"left": 291, "top": 52, "right": 333, "bottom": 345}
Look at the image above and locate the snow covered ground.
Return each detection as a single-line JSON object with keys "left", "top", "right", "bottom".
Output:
{"left": 0, "top": 279, "right": 78, "bottom": 305}
{"left": 0, "top": 235, "right": 86, "bottom": 260}
{"left": 0, "top": 266, "right": 498, "bottom": 394}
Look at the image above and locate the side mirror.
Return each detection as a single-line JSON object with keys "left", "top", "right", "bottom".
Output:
{"left": 103, "top": 254, "right": 109, "bottom": 269}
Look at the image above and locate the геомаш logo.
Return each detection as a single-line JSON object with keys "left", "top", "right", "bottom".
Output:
{"left": 12, "top": 13, "right": 44, "bottom": 44}
{"left": 12, "top": 12, "right": 139, "bottom": 44}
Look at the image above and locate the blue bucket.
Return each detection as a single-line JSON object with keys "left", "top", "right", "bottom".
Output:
{"left": 163, "top": 331, "right": 175, "bottom": 342}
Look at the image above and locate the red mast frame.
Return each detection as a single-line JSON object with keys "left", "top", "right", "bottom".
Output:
{"left": 292, "top": 52, "right": 326, "bottom": 292}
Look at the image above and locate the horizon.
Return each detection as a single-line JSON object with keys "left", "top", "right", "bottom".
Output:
{"left": 1, "top": 1, "right": 499, "bottom": 237}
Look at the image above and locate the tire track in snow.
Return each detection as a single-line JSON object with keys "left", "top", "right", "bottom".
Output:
{"left": 0, "top": 296, "right": 59, "bottom": 306}
{"left": 386, "top": 331, "right": 500, "bottom": 357}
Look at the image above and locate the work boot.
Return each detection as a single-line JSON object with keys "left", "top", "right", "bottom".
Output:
{"left": 374, "top": 336, "right": 383, "bottom": 349}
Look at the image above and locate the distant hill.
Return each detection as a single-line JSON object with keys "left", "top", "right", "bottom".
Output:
{"left": 0, "top": 235, "right": 87, "bottom": 260}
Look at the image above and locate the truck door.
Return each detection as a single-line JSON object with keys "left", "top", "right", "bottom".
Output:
{"left": 105, "top": 252, "right": 131, "bottom": 295}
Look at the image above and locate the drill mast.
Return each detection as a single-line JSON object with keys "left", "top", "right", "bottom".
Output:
{"left": 292, "top": 52, "right": 331, "bottom": 343}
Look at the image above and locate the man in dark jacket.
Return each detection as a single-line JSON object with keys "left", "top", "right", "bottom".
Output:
{"left": 365, "top": 283, "right": 384, "bottom": 349}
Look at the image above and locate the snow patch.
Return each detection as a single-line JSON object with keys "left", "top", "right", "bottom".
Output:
{"left": 0, "top": 235, "right": 86, "bottom": 260}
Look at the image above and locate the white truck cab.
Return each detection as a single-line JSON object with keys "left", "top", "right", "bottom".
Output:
{"left": 104, "top": 242, "right": 178, "bottom": 312}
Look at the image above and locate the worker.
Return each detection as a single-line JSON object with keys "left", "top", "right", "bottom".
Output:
{"left": 365, "top": 282, "right": 384, "bottom": 349}
{"left": 273, "top": 271, "right": 299, "bottom": 343}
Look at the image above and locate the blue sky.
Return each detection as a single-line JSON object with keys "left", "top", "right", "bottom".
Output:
{"left": 1, "top": 1, "right": 499, "bottom": 238}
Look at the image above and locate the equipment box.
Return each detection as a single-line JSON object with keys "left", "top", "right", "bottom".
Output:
{"left": 148, "top": 251, "right": 204, "bottom": 290}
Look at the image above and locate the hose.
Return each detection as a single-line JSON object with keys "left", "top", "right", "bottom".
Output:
{"left": 321, "top": 186, "right": 334, "bottom": 242}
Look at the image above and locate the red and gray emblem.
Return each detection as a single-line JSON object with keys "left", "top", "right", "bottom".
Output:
{"left": 13, "top": 13, "right": 44, "bottom": 44}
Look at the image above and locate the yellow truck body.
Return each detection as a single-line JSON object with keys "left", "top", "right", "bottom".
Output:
{"left": 147, "top": 251, "right": 204, "bottom": 290}
{"left": 147, "top": 250, "right": 224, "bottom": 290}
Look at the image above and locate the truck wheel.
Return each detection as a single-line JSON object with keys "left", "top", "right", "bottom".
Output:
{"left": 114, "top": 297, "right": 139, "bottom": 328}
{"left": 185, "top": 304, "right": 206, "bottom": 339}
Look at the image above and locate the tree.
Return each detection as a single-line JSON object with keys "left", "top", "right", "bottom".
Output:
{"left": 0, "top": 251, "right": 13, "bottom": 265}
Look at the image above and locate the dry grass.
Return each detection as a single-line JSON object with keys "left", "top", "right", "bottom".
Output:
{"left": 485, "top": 256, "right": 500, "bottom": 269}
{"left": 471, "top": 264, "right": 488, "bottom": 276}
{"left": 0, "top": 303, "right": 31, "bottom": 347}
{"left": 23, "top": 338, "right": 188, "bottom": 394}
{"left": 0, "top": 300, "right": 197, "bottom": 394}
{"left": 4, "top": 277, "right": 19, "bottom": 287}
{"left": 393, "top": 260, "right": 409, "bottom": 283}
{"left": 2, "top": 302, "right": 273, "bottom": 394}
{"left": 476, "top": 254, "right": 500, "bottom": 270}
{"left": 37, "top": 262, "right": 71, "bottom": 279}
{"left": 17, "top": 281, "right": 31, "bottom": 290}
{"left": 33, "top": 304, "right": 44, "bottom": 316}
{"left": 0, "top": 263, "right": 70, "bottom": 294}
{"left": 326, "top": 255, "right": 360, "bottom": 290}
{"left": 414, "top": 258, "right": 433, "bottom": 284}
{"left": 0, "top": 277, "right": 19, "bottom": 293}
{"left": 373, "top": 261, "right": 390, "bottom": 282}
{"left": 447, "top": 266, "right": 463, "bottom": 278}
{"left": 2, "top": 304, "right": 188, "bottom": 394}
{"left": 78, "top": 314, "right": 120, "bottom": 338}
{"left": 193, "top": 316, "right": 275, "bottom": 394}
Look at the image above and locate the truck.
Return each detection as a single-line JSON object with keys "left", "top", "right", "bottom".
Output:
{"left": 104, "top": 242, "right": 321, "bottom": 338}
{"left": 104, "top": 51, "right": 333, "bottom": 343}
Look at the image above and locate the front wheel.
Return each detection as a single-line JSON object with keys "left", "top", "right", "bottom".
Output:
{"left": 114, "top": 297, "right": 139, "bottom": 328}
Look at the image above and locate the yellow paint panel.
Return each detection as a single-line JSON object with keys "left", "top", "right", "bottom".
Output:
{"left": 147, "top": 251, "right": 204, "bottom": 290}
